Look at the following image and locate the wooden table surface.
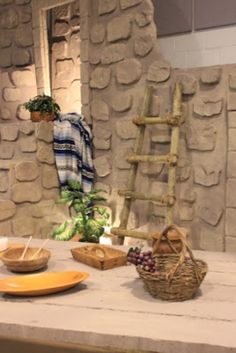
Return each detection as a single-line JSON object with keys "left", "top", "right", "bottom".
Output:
{"left": 0, "top": 238, "right": 236, "bottom": 353}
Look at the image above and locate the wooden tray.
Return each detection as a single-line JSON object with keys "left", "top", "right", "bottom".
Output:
{"left": 71, "top": 245, "right": 127, "bottom": 270}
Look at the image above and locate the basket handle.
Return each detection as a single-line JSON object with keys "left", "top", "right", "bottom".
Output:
{"left": 153, "top": 224, "right": 202, "bottom": 284}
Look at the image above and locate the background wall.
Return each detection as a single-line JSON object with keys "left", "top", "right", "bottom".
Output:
{"left": 0, "top": 0, "right": 236, "bottom": 252}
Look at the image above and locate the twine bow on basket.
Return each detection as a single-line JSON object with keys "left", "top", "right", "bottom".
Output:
{"left": 152, "top": 224, "right": 203, "bottom": 284}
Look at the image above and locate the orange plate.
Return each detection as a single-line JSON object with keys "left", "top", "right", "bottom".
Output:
{"left": 0, "top": 271, "right": 89, "bottom": 296}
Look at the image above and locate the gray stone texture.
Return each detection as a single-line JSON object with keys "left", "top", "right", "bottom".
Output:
{"left": 101, "top": 44, "right": 125, "bottom": 65}
{"left": 134, "top": 34, "right": 153, "bottom": 57}
{"left": 200, "top": 67, "right": 222, "bottom": 84}
{"left": 185, "top": 126, "right": 216, "bottom": 151}
{"left": 107, "top": 16, "right": 131, "bottom": 42}
{"left": 116, "top": 59, "right": 142, "bottom": 84}
{"left": 90, "top": 67, "right": 111, "bottom": 89}
{"left": 90, "top": 24, "right": 105, "bottom": 44}
{"left": 193, "top": 97, "right": 223, "bottom": 117}
{"left": 98, "top": 0, "right": 117, "bottom": 15}
{"left": 147, "top": 60, "right": 171, "bottom": 83}
{"left": 194, "top": 164, "right": 221, "bottom": 187}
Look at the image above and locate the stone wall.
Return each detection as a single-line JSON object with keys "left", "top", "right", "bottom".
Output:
{"left": 1, "top": 0, "right": 236, "bottom": 251}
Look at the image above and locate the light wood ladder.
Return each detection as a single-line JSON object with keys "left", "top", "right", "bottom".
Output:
{"left": 111, "top": 83, "right": 183, "bottom": 244}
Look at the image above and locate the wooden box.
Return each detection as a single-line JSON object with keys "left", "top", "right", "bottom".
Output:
{"left": 71, "top": 245, "right": 127, "bottom": 270}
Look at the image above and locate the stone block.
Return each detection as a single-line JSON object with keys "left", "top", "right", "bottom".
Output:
{"left": 151, "top": 181, "right": 168, "bottom": 195}
{"left": 19, "top": 5, "right": 31, "bottom": 23}
{"left": 90, "top": 23, "right": 105, "bottom": 44}
{"left": 111, "top": 92, "right": 132, "bottom": 112}
{"left": 135, "top": 11, "right": 152, "bottom": 27}
{"left": 80, "top": 39, "right": 89, "bottom": 62}
{"left": 80, "top": 17, "right": 89, "bottom": 40}
{"left": 52, "top": 41, "right": 68, "bottom": 58}
{"left": 0, "top": 220, "right": 12, "bottom": 237}
{"left": 0, "top": 200, "right": 16, "bottom": 221}
{"left": 116, "top": 119, "right": 137, "bottom": 139}
{"left": 98, "top": 0, "right": 117, "bottom": 15}
{"left": 227, "top": 93, "right": 236, "bottom": 111}
{"left": 179, "top": 204, "right": 194, "bottom": 221}
{"left": 228, "top": 128, "right": 236, "bottom": 151}
{"left": 17, "top": 104, "right": 30, "bottom": 120}
{"left": 151, "top": 125, "right": 171, "bottom": 144}
{"left": 229, "top": 74, "right": 236, "bottom": 89}
{"left": 116, "top": 59, "right": 142, "bottom": 85}
{"left": 3, "top": 87, "right": 21, "bottom": 102}
{"left": 176, "top": 74, "right": 197, "bottom": 95}
{"left": 36, "top": 143, "right": 55, "bottom": 164}
{"left": 90, "top": 67, "right": 111, "bottom": 89}
{"left": 225, "top": 237, "right": 236, "bottom": 251}
{"left": 94, "top": 156, "right": 111, "bottom": 177}
{"left": 71, "top": 15, "right": 80, "bottom": 29}
{"left": 120, "top": 0, "right": 142, "bottom": 10}
{"left": 11, "top": 69, "right": 35, "bottom": 86}
{"left": 54, "top": 21, "right": 70, "bottom": 37}
{"left": 198, "top": 203, "right": 223, "bottom": 226}
{"left": 226, "top": 179, "right": 236, "bottom": 207}
{"left": 93, "top": 124, "right": 112, "bottom": 140}
{"left": 107, "top": 16, "right": 131, "bottom": 43}
{"left": 185, "top": 126, "right": 216, "bottom": 151}
{"left": 94, "top": 182, "right": 111, "bottom": 198}
{"left": 15, "top": 24, "right": 33, "bottom": 47}
{"left": 31, "top": 200, "right": 56, "bottom": 218}
{"left": 0, "top": 30, "right": 12, "bottom": 48}
{"left": 0, "top": 49, "right": 11, "bottom": 67}
{"left": 42, "top": 165, "right": 59, "bottom": 189}
{"left": 115, "top": 147, "right": 132, "bottom": 169}
{"left": 200, "top": 227, "right": 224, "bottom": 251}
{"left": 12, "top": 216, "right": 34, "bottom": 237}
{"left": 194, "top": 164, "right": 221, "bottom": 187}
{"left": 1, "top": 124, "right": 18, "bottom": 141}
{"left": 200, "top": 67, "right": 222, "bottom": 84}
{"left": 226, "top": 208, "right": 236, "bottom": 236}
{"left": 0, "top": 8, "right": 18, "bottom": 28}
{"left": 134, "top": 34, "right": 153, "bottom": 57}
{"left": 93, "top": 138, "right": 110, "bottom": 150}
{"left": 228, "top": 151, "right": 236, "bottom": 177}
{"left": 141, "top": 163, "right": 163, "bottom": 176}
{"left": 36, "top": 121, "right": 53, "bottom": 143}
{"left": 12, "top": 182, "right": 42, "bottom": 203}
{"left": 20, "top": 135, "right": 37, "bottom": 152}
{"left": 19, "top": 121, "right": 34, "bottom": 135}
{"left": 147, "top": 60, "right": 171, "bottom": 83}
{"left": 11, "top": 48, "right": 31, "bottom": 66}
{"left": 101, "top": 44, "right": 125, "bottom": 65}
{"left": 89, "top": 47, "right": 101, "bottom": 65}
{"left": 0, "top": 142, "right": 15, "bottom": 159}
{"left": 179, "top": 185, "right": 196, "bottom": 203}
{"left": 0, "top": 107, "right": 11, "bottom": 120}
{"left": 0, "top": 171, "right": 8, "bottom": 192}
{"left": 91, "top": 100, "right": 109, "bottom": 121}
{"left": 193, "top": 97, "right": 223, "bottom": 117}
{"left": 54, "top": 4, "right": 70, "bottom": 19}
{"left": 228, "top": 111, "right": 236, "bottom": 128}
{"left": 15, "top": 161, "right": 39, "bottom": 181}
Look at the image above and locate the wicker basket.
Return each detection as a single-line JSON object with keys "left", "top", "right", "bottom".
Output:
{"left": 137, "top": 225, "right": 208, "bottom": 301}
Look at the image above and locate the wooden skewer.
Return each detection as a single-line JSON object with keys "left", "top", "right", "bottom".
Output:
{"left": 30, "top": 238, "right": 49, "bottom": 260}
{"left": 19, "top": 236, "right": 33, "bottom": 260}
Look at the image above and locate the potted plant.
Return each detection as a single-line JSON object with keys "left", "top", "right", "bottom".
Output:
{"left": 52, "top": 180, "right": 110, "bottom": 243}
{"left": 23, "top": 94, "right": 61, "bottom": 122}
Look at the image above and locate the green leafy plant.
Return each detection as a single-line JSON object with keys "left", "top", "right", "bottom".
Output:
{"left": 23, "top": 94, "right": 61, "bottom": 115}
{"left": 52, "top": 180, "right": 110, "bottom": 243}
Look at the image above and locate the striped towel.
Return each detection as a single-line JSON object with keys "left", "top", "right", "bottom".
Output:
{"left": 53, "top": 112, "right": 94, "bottom": 192}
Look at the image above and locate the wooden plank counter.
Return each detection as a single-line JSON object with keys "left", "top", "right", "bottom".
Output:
{"left": 0, "top": 238, "right": 236, "bottom": 353}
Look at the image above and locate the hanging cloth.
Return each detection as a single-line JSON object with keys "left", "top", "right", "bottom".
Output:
{"left": 53, "top": 112, "right": 94, "bottom": 192}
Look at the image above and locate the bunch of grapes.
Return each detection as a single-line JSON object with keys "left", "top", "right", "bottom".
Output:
{"left": 127, "top": 247, "right": 156, "bottom": 273}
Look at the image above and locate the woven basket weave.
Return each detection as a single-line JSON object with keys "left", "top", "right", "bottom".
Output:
{"left": 137, "top": 225, "right": 208, "bottom": 301}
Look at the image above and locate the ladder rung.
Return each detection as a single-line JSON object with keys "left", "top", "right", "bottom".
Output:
{"left": 127, "top": 154, "right": 177, "bottom": 164}
{"left": 118, "top": 190, "right": 175, "bottom": 205}
{"left": 111, "top": 227, "right": 151, "bottom": 240}
{"left": 133, "top": 115, "right": 181, "bottom": 126}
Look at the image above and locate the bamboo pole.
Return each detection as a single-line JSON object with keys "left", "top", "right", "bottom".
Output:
{"left": 127, "top": 154, "right": 177, "bottom": 164}
{"left": 118, "top": 86, "right": 153, "bottom": 244}
{"left": 111, "top": 227, "right": 152, "bottom": 240}
{"left": 133, "top": 115, "right": 180, "bottom": 126}
{"left": 166, "top": 83, "right": 182, "bottom": 226}
{"left": 118, "top": 190, "right": 175, "bottom": 206}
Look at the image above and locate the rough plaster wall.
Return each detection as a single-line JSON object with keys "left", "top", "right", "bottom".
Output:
{"left": 0, "top": 0, "right": 68, "bottom": 239}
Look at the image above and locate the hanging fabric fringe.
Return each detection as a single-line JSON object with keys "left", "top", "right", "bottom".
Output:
{"left": 53, "top": 112, "right": 94, "bottom": 192}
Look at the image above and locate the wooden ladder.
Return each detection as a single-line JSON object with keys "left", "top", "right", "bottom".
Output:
{"left": 111, "top": 83, "right": 182, "bottom": 244}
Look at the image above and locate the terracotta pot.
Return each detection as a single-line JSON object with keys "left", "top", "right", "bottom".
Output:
{"left": 151, "top": 228, "right": 186, "bottom": 254}
{"left": 31, "top": 111, "right": 55, "bottom": 122}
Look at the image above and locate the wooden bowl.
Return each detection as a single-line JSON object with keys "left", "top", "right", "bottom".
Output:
{"left": 1, "top": 247, "right": 51, "bottom": 273}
